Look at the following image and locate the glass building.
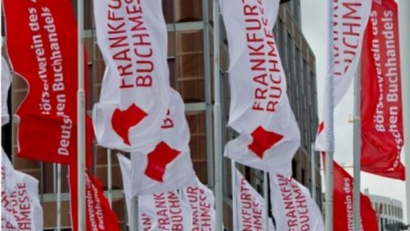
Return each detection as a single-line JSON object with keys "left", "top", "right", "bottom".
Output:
{"left": 2, "top": 0, "right": 321, "bottom": 230}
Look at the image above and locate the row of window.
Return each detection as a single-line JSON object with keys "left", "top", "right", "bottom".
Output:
{"left": 373, "top": 201, "right": 403, "bottom": 219}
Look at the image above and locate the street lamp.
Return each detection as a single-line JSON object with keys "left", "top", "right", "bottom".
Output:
{"left": 385, "top": 222, "right": 410, "bottom": 231}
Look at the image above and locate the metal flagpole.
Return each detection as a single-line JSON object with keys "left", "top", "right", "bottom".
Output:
{"left": 107, "top": 149, "right": 112, "bottom": 207}
{"left": 353, "top": 62, "right": 361, "bottom": 231}
{"left": 56, "top": 164, "right": 62, "bottom": 231}
{"left": 77, "top": 0, "right": 86, "bottom": 230}
{"left": 325, "top": 0, "right": 335, "bottom": 228}
{"left": 231, "top": 161, "right": 237, "bottom": 231}
{"left": 325, "top": 154, "right": 334, "bottom": 231}
{"left": 311, "top": 144, "right": 317, "bottom": 204}
{"left": 213, "top": 0, "right": 223, "bottom": 230}
{"left": 263, "top": 172, "right": 269, "bottom": 231}
{"left": 131, "top": 197, "right": 139, "bottom": 231}
{"left": 398, "top": 0, "right": 410, "bottom": 228}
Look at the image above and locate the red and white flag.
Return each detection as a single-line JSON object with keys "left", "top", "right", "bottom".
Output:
{"left": 221, "top": 0, "right": 300, "bottom": 175}
{"left": 92, "top": 0, "right": 170, "bottom": 153}
{"left": 69, "top": 168, "right": 120, "bottom": 231}
{"left": 1, "top": 148, "right": 16, "bottom": 194}
{"left": 323, "top": 154, "right": 379, "bottom": 231}
{"left": 361, "top": 0, "right": 405, "bottom": 180}
{"left": 270, "top": 174, "right": 324, "bottom": 231}
{"left": 1, "top": 148, "right": 17, "bottom": 229}
{"left": 131, "top": 89, "right": 196, "bottom": 196}
{"left": 139, "top": 191, "right": 194, "bottom": 231}
{"left": 2, "top": 0, "right": 94, "bottom": 165}
{"left": 181, "top": 178, "right": 216, "bottom": 231}
{"left": 118, "top": 153, "right": 200, "bottom": 230}
{"left": 2, "top": 171, "right": 43, "bottom": 231}
{"left": 316, "top": 0, "right": 372, "bottom": 151}
{"left": 1, "top": 57, "right": 11, "bottom": 126}
{"left": 233, "top": 169, "right": 274, "bottom": 231}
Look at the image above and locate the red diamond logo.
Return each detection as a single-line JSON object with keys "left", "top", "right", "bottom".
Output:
{"left": 248, "top": 126, "right": 284, "bottom": 159}
{"left": 317, "top": 122, "right": 325, "bottom": 135}
{"left": 144, "top": 141, "right": 181, "bottom": 182}
{"left": 111, "top": 104, "right": 148, "bottom": 145}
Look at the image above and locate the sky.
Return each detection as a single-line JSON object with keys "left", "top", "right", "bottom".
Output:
{"left": 300, "top": 0, "right": 408, "bottom": 223}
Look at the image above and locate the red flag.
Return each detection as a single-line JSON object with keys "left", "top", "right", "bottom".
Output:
{"left": 323, "top": 154, "right": 379, "bottom": 231}
{"left": 3, "top": 0, "right": 93, "bottom": 166}
{"left": 361, "top": 0, "right": 405, "bottom": 180}
{"left": 68, "top": 167, "right": 120, "bottom": 231}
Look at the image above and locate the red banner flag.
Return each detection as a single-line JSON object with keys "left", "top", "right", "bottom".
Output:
{"left": 3, "top": 0, "right": 93, "bottom": 165}
{"left": 69, "top": 167, "right": 120, "bottom": 231}
{"left": 323, "top": 154, "right": 379, "bottom": 231}
{"left": 361, "top": 0, "right": 405, "bottom": 180}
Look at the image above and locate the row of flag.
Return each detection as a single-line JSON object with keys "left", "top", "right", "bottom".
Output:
{"left": 0, "top": 0, "right": 405, "bottom": 230}
{"left": 318, "top": 0, "right": 405, "bottom": 180}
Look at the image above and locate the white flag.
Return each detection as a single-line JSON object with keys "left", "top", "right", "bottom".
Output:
{"left": 1, "top": 171, "right": 43, "bottom": 231}
{"left": 1, "top": 148, "right": 16, "bottom": 194}
{"left": 270, "top": 174, "right": 324, "bottom": 231}
{"left": 139, "top": 191, "right": 193, "bottom": 231}
{"left": 233, "top": 169, "right": 273, "bottom": 231}
{"left": 131, "top": 89, "right": 196, "bottom": 196}
{"left": 1, "top": 148, "right": 17, "bottom": 229}
{"left": 92, "top": 0, "right": 170, "bottom": 153}
{"left": 315, "top": 0, "right": 372, "bottom": 151}
{"left": 181, "top": 178, "right": 216, "bottom": 231}
{"left": 118, "top": 154, "right": 193, "bottom": 230}
{"left": 221, "top": 0, "right": 300, "bottom": 175}
{"left": 2, "top": 57, "right": 11, "bottom": 126}
{"left": 116, "top": 153, "right": 132, "bottom": 224}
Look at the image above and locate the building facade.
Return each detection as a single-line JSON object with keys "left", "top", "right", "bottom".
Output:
{"left": 2, "top": 0, "right": 320, "bottom": 230}
{"left": 367, "top": 194, "right": 404, "bottom": 231}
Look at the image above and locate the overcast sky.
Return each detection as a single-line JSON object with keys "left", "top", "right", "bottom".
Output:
{"left": 300, "top": 0, "right": 408, "bottom": 223}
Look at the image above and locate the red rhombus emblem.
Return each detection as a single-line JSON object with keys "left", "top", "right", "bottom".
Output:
{"left": 111, "top": 104, "right": 148, "bottom": 146}
{"left": 144, "top": 141, "right": 181, "bottom": 182}
{"left": 248, "top": 126, "right": 284, "bottom": 159}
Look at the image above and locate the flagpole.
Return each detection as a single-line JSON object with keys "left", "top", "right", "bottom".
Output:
{"left": 263, "top": 171, "right": 269, "bottom": 231}
{"left": 131, "top": 197, "right": 139, "bottom": 231}
{"left": 311, "top": 144, "right": 316, "bottom": 203}
{"left": 77, "top": 0, "right": 86, "bottom": 230}
{"left": 325, "top": 0, "right": 335, "bottom": 229}
{"left": 398, "top": 0, "right": 410, "bottom": 228}
{"left": 231, "top": 161, "right": 237, "bottom": 231}
{"left": 57, "top": 164, "right": 62, "bottom": 231}
{"left": 353, "top": 61, "right": 361, "bottom": 231}
{"left": 212, "top": 0, "right": 223, "bottom": 230}
{"left": 107, "top": 149, "right": 112, "bottom": 207}
{"left": 325, "top": 151, "right": 334, "bottom": 231}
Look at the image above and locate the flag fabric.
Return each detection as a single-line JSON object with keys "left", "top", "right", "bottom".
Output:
{"left": 1, "top": 148, "right": 16, "bottom": 194}
{"left": 361, "top": 0, "right": 405, "bottom": 180}
{"left": 323, "top": 154, "right": 379, "bottom": 231}
{"left": 1, "top": 171, "right": 43, "bottom": 231}
{"left": 92, "top": 0, "right": 170, "bottom": 153}
{"left": 1, "top": 57, "right": 11, "bottom": 126}
{"left": 1, "top": 148, "right": 18, "bottom": 229}
{"left": 118, "top": 153, "right": 200, "bottom": 230}
{"left": 69, "top": 168, "right": 120, "bottom": 231}
{"left": 233, "top": 169, "right": 273, "bottom": 231}
{"left": 315, "top": 0, "right": 372, "bottom": 151}
{"left": 116, "top": 153, "right": 132, "bottom": 224}
{"left": 131, "top": 89, "right": 196, "bottom": 196}
{"left": 2, "top": 0, "right": 93, "bottom": 165}
{"left": 270, "top": 174, "right": 324, "bottom": 231}
{"left": 221, "top": 0, "right": 300, "bottom": 175}
{"left": 139, "top": 190, "right": 194, "bottom": 231}
{"left": 181, "top": 178, "right": 216, "bottom": 231}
